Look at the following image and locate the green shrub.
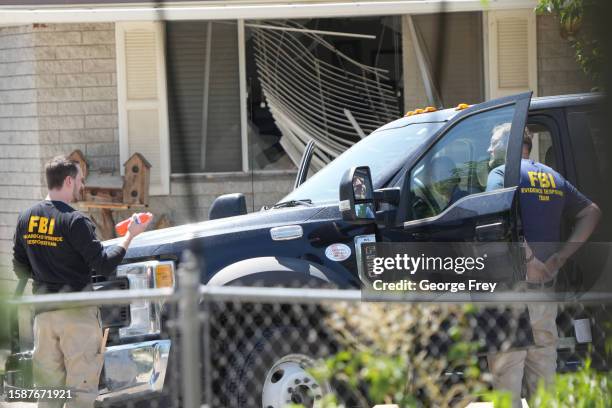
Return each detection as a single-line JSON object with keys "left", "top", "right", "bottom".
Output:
{"left": 530, "top": 360, "right": 611, "bottom": 408}
{"left": 309, "top": 302, "right": 492, "bottom": 406}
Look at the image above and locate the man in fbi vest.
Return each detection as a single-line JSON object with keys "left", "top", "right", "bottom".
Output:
{"left": 12, "top": 156, "right": 153, "bottom": 407}
{"left": 486, "top": 124, "right": 601, "bottom": 406}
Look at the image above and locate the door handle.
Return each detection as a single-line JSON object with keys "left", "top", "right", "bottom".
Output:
{"left": 475, "top": 221, "right": 506, "bottom": 241}
{"left": 411, "top": 231, "right": 430, "bottom": 240}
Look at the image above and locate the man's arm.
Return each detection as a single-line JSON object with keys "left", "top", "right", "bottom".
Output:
{"left": 117, "top": 214, "right": 153, "bottom": 250}
{"left": 67, "top": 214, "right": 152, "bottom": 276}
{"left": 545, "top": 203, "right": 601, "bottom": 272}
{"left": 12, "top": 229, "right": 32, "bottom": 280}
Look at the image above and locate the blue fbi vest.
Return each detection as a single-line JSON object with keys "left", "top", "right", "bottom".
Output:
{"left": 518, "top": 159, "right": 591, "bottom": 260}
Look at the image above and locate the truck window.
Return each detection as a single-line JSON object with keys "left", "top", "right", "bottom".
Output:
{"left": 409, "top": 105, "right": 516, "bottom": 219}
{"left": 526, "top": 123, "right": 557, "bottom": 170}
{"left": 282, "top": 122, "right": 444, "bottom": 205}
{"left": 566, "top": 108, "right": 609, "bottom": 204}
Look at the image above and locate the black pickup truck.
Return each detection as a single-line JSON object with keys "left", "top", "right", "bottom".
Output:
{"left": 3, "top": 92, "right": 611, "bottom": 407}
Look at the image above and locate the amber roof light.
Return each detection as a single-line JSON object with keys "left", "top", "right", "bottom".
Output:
{"left": 404, "top": 106, "right": 438, "bottom": 117}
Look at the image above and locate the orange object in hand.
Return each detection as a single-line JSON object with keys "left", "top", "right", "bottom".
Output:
{"left": 115, "top": 212, "right": 152, "bottom": 236}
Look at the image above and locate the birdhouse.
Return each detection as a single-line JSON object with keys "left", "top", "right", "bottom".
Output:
{"left": 83, "top": 174, "right": 123, "bottom": 204}
{"left": 68, "top": 149, "right": 88, "bottom": 180}
{"left": 68, "top": 150, "right": 88, "bottom": 201}
{"left": 123, "top": 153, "right": 151, "bottom": 205}
{"left": 68, "top": 150, "right": 155, "bottom": 240}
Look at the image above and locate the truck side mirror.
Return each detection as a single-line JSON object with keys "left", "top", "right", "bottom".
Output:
{"left": 339, "top": 166, "right": 376, "bottom": 223}
{"left": 209, "top": 193, "right": 247, "bottom": 220}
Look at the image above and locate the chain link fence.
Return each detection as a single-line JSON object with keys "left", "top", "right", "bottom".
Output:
{"left": 2, "top": 253, "right": 611, "bottom": 408}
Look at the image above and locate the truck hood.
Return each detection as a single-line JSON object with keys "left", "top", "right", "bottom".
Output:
{"left": 103, "top": 205, "right": 325, "bottom": 253}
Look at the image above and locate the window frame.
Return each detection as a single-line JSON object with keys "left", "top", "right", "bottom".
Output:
{"left": 525, "top": 113, "right": 566, "bottom": 175}
{"left": 405, "top": 104, "right": 517, "bottom": 220}
{"left": 166, "top": 19, "right": 295, "bottom": 177}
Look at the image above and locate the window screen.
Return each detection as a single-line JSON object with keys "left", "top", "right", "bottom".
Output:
{"left": 167, "top": 21, "right": 242, "bottom": 173}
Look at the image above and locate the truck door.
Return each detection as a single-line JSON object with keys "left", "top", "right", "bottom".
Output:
{"left": 380, "top": 92, "right": 532, "bottom": 283}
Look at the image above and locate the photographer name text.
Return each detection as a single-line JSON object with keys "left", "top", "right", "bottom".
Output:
{"left": 372, "top": 279, "right": 497, "bottom": 293}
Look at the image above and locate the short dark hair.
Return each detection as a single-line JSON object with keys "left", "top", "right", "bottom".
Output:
{"left": 523, "top": 128, "right": 533, "bottom": 154}
{"left": 45, "top": 156, "right": 79, "bottom": 190}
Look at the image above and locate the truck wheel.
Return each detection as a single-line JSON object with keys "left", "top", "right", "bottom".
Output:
{"left": 221, "top": 326, "right": 357, "bottom": 408}
{"left": 261, "top": 352, "right": 329, "bottom": 407}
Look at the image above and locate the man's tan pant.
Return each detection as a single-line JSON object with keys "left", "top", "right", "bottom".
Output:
{"left": 487, "top": 303, "right": 558, "bottom": 408}
{"left": 33, "top": 306, "right": 104, "bottom": 408}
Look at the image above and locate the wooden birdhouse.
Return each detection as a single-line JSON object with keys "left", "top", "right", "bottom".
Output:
{"left": 68, "top": 150, "right": 88, "bottom": 201}
{"left": 83, "top": 175, "right": 124, "bottom": 204}
{"left": 123, "top": 153, "right": 151, "bottom": 205}
{"left": 68, "top": 150, "right": 156, "bottom": 239}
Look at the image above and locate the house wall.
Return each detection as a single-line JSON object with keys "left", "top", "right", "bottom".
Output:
{"left": 140, "top": 172, "right": 296, "bottom": 226}
{"left": 537, "top": 14, "right": 593, "bottom": 96}
{"left": 0, "top": 23, "right": 295, "bottom": 289}
{"left": 404, "top": 12, "right": 593, "bottom": 105}
{"left": 0, "top": 23, "right": 120, "bottom": 287}
{"left": 402, "top": 16, "right": 430, "bottom": 111}
{"left": 0, "top": 25, "right": 41, "bottom": 289}
{"left": 32, "top": 23, "right": 120, "bottom": 173}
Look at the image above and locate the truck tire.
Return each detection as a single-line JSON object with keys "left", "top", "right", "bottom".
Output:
{"left": 220, "top": 325, "right": 365, "bottom": 408}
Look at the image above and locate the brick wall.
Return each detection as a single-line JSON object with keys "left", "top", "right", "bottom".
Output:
{"left": 0, "top": 25, "right": 41, "bottom": 289}
{"left": 537, "top": 14, "right": 593, "bottom": 96}
{"left": 32, "top": 23, "right": 119, "bottom": 173}
{"left": 0, "top": 23, "right": 120, "bottom": 288}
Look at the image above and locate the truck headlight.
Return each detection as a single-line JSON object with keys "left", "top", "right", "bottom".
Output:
{"left": 116, "top": 260, "right": 175, "bottom": 339}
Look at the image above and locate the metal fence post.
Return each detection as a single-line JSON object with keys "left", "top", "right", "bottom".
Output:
{"left": 178, "top": 250, "right": 201, "bottom": 408}
{"left": 201, "top": 286, "right": 213, "bottom": 408}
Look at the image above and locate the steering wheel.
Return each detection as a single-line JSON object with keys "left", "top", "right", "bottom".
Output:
{"left": 411, "top": 177, "right": 440, "bottom": 217}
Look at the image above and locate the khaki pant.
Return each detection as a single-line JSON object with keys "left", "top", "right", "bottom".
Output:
{"left": 33, "top": 306, "right": 104, "bottom": 408}
{"left": 487, "top": 303, "right": 558, "bottom": 408}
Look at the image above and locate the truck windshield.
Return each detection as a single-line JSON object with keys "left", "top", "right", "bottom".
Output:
{"left": 281, "top": 122, "right": 445, "bottom": 205}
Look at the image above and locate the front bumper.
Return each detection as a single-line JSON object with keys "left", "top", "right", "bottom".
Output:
{"left": 97, "top": 339, "right": 171, "bottom": 402}
{"left": 2, "top": 339, "right": 171, "bottom": 403}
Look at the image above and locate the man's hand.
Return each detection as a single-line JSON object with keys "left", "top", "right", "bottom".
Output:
{"left": 544, "top": 253, "right": 567, "bottom": 275}
{"left": 526, "top": 257, "right": 554, "bottom": 283}
{"left": 119, "top": 213, "right": 153, "bottom": 250}
{"left": 126, "top": 212, "right": 153, "bottom": 238}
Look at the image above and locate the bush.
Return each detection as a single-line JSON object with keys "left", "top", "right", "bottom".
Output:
{"left": 299, "top": 302, "right": 611, "bottom": 407}
{"left": 310, "top": 302, "right": 492, "bottom": 406}
{"left": 530, "top": 360, "right": 611, "bottom": 408}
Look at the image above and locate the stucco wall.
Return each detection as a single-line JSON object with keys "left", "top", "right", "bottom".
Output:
{"left": 537, "top": 14, "right": 593, "bottom": 96}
